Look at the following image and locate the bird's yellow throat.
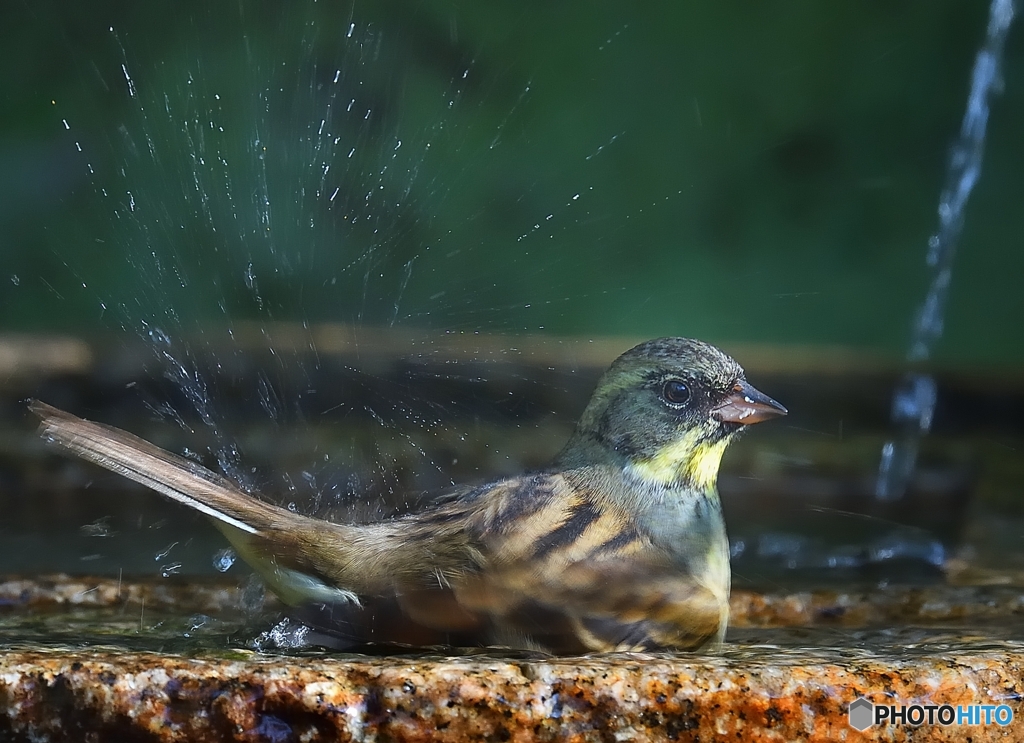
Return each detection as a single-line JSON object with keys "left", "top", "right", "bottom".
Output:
{"left": 626, "top": 428, "right": 729, "bottom": 490}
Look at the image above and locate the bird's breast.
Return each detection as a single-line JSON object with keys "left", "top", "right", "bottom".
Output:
{"left": 629, "top": 483, "right": 732, "bottom": 631}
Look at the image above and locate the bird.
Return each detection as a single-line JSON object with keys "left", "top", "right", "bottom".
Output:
{"left": 30, "top": 337, "right": 786, "bottom": 653}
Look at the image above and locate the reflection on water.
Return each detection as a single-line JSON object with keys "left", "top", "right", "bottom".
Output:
{"left": 724, "top": 626, "right": 1024, "bottom": 665}
{"left": 732, "top": 528, "right": 944, "bottom": 572}
{"left": 4, "top": 604, "right": 1024, "bottom": 666}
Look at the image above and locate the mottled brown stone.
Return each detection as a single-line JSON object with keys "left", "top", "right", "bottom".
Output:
{"left": 4, "top": 575, "right": 1023, "bottom": 740}
{"left": 0, "top": 648, "right": 1022, "bottom": 742}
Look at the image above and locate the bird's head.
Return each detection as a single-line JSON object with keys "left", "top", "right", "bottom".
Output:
{"left": 557, "top": 337, "right": 786, "bottom": 490}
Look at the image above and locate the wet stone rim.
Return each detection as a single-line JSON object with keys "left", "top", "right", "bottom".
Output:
{"left": 0, "top": 650, "right": 1023, "bottom": 742}
{"left": 7, "top": 574, "right": 1024, "bottom": 627}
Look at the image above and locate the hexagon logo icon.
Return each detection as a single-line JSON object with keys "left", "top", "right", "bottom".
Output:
{"left": 849, "top": 697, "right": 874, "bottom": 731}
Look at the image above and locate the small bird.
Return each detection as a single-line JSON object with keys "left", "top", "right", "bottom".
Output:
{"left": 31, "top": 337, "right": 785, "bottom": 653}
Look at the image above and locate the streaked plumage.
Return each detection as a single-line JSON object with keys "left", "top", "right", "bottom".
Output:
{"left": 31, "top": 337, "right": 785, "bottom": 652}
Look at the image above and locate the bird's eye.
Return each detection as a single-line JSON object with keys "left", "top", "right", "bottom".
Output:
{"left": 661, "top": 379, "right": 691, "bottom": 406}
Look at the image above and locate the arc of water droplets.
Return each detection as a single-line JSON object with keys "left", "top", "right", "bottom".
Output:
{"left": 876, "top": 0, "right": 1016, "bottom": 500}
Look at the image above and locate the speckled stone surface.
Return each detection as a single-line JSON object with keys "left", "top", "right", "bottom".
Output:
{"left": 5, "top": 576, "right": 1024, "bottom": 740}
{"left": 1, "top": 647, "right": 1022, "bottom": 742}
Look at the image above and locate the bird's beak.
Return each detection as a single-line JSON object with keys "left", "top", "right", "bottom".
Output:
{"left": 711, "top": 380, "right": 787, "bottom": 424}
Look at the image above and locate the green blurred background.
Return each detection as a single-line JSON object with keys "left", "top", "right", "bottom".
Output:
{"left": 1, "top": 1, "right": 1021, "bottom": 361}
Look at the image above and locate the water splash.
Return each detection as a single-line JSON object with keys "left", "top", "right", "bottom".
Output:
{"left": 76, "top": 8, "right": 510, "bottom": 513}
{"left": 250, "top": 616, "right": 311, "bottom": 651}
{"left": 876, "top": 0, "right": 1016, "bottom": 500}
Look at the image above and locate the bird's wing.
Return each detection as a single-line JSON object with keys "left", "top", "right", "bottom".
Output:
{"left": 440, "top": 471, "right": 726, "bottom": 651}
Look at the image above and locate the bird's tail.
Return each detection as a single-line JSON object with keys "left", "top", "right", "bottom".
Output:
{"left": 30, "top": 400, "right": 281, "bottom": 536}
{"left": 29, "top": 400, "right": 375, "bottom": 606}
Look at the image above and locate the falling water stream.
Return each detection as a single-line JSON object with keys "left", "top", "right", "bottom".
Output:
{"left": 875, "top": 0, "right": 1017, "bottom": 500}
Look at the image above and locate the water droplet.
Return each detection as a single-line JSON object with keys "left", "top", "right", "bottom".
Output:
{"left": 240, "top": 574, "right": 266, "bottom": 615}
{"left": 244, "top": 262, "right": 258, "bottom": 291}
{"left": 80, "top": 518, "right": 114, "bottom": 538}
{"left": 161, "top": 562, "right": 183, "bottom": 578}
{"left": 154, "top": 541, "right": 178, "bottom": 561}
{"left": 212, "top": 548, "right": 236, "bottom": 572}
{"left": 148, "top": 327, "right": 171, "bottom": 346}
{"left": 188, "top": 614, "right": 211, "bottom": 634}
{"left": 9, "top": 275, "right": 19, "bottom": 286}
